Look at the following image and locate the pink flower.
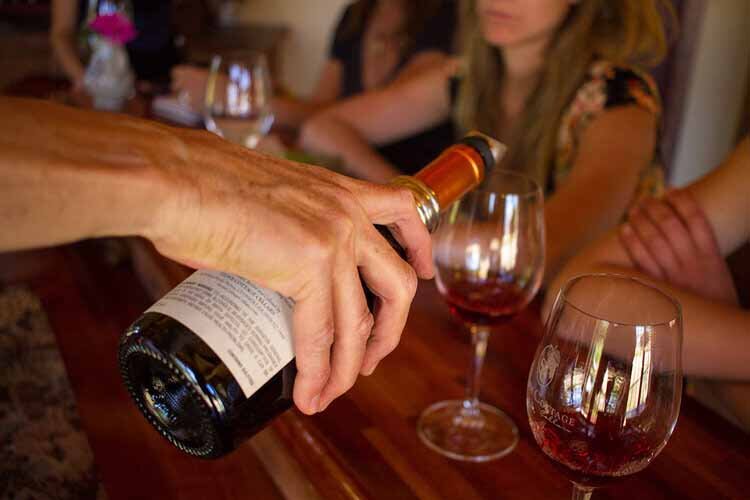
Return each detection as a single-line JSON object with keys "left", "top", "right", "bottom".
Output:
{"left": 89, "top": 13, "right": 137, "bottom": 45}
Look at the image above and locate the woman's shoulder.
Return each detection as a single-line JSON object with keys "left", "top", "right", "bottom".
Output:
{"left": 559, "top": 60, "right": 661, "bottom": 149}
{"left": 577, "top": 60, "right": 661, "bottom": 115}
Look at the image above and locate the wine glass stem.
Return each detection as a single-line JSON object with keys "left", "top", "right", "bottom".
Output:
{"left": 571, "top": 484, "right": 593, "bottom": 500}
{"left": 463, "top": 325, "right": 489, "bottom": 413}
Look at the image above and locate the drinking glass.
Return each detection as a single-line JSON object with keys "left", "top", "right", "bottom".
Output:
{"left": 87, "top": 0, "right": 132, "bottom": 18}
{"left": 527, "top": 274, "right": 683, "bottom": 499}
{"left": 418, "top": 172, "right": 545, "bottom": 462}
{"left": 204, "top": 52, "right": 274, "bottom": 149}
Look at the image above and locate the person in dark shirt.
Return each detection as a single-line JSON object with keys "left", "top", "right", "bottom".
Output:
{"left": 328, "top": 0, "right": 458, "bottom": 174}
{"left": 171, "top": 0, "right": 457, "bottom": 137}
{"left": 331, "top": 0, "right": 456, "bottom": 98}
{"left": 51, "top": 0, "right": 180, "bottom": 90}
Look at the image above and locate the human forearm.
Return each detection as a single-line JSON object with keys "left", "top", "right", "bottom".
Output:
{"left": 272, "top": 95, "right": 331, "bottom": 130}
{"left": 0, "top": 97, "right": 440, "bottom": 415}
{"left": 50, "top": 0, "right": 86, "bottom": 87}
{"left": 547, "top": 231, "right": 750, "bottom": 380}
{"left": 50, "top": 33, "right": 86, "bottom": 85}
{"left": 686, "top": 137, "right": 750, "bottom": 255}
{"left": 300, "top": 114, "right": 400, "bottom": 183}
{"left": 0, "top": 97, "right": 178, "bottom": 250}
{"left": 538, "top": 106, "right": 655, "bottom": 281}
{"left": 542, "top": 179, "right": 636, "bottom": 282}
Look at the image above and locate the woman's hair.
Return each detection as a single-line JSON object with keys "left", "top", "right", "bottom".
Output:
{"left": 455, "top": 0, "right": 673, "bottom": 186}
{"left": 341, "top": 0, "right": 444, "bottom": 51}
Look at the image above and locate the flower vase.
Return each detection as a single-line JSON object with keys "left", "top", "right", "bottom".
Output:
{"left": 84, "top": 38, "right": 134, "bottom": 111}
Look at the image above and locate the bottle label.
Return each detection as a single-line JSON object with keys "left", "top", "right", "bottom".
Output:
{"left": 146, "top": 270, "right": 295, "bottom": 397}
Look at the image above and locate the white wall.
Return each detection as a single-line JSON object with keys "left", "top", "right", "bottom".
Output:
{"left": 670, "top": 0, "right": 750, "bottom": 186}
{"left": 239, "top": 0, "right": 352, "bottom": 97}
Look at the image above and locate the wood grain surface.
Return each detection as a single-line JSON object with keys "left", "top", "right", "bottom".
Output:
{"left": 3, "top": 240, "right": 747, "bottom": 499}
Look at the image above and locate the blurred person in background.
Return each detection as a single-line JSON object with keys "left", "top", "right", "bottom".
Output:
{"left": 547, "top": 137, "right": 750, "bottom": 431}
{"left": 302, "top": 0, "right": 671, "bottom": 281}
{"left": 51, "top": 0, "right": 180, "bottom": 92}
{"left": 172, "top": 0, "right": 458, "bottom": 164}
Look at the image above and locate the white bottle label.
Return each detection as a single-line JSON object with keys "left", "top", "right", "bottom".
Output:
{"left": 146, "top": 270, "right": 295, "bottom": 397}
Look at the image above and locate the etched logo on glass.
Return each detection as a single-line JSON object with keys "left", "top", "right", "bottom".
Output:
{"left": 537, "top": 345, "right": 560, "bottom": 387}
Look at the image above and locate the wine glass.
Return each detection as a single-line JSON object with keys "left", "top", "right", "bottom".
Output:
{"left": 527, "top": 274, "right": 683, "bottom": 499}
{"left": 417, "top": 171, "right": 545, "bottom": 462}
{"left": 87, "top": 0, "right": 132, "bottom": 18}
{"left": 204, "top": 52, "right": 275, "bottom": 149}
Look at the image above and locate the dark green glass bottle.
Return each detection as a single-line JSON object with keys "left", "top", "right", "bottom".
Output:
{"left": 118, "top": 132, "right": 505, "bottom": 458}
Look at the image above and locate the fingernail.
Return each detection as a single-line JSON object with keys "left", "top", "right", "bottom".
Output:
{"left": 310, "top": 395, "right": 321, "bottom": 413}
{"left": 362, "top": 363, "right": 376, "bottom": 376}
{"left": 319, "top": 398, "right": 332, "bottom": 413}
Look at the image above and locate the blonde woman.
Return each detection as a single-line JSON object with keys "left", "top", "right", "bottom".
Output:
{"left": 301, "top": 0, "right": 670, "bottom": 280}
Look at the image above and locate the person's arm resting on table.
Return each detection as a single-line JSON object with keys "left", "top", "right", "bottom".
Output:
{"left": 546, "top": 138, "right": 750, "bottom": 380}
{"left": 300, "top": 61, "right": 456, "bottom": 183}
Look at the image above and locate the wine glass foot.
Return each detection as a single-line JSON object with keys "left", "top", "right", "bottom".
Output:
{"left": 417, "top": 399, "right": 519, "bottom": 462}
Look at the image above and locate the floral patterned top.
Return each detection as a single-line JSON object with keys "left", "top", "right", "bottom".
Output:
{"left": 554, "top": 60, "right": 664, "bottom": 202}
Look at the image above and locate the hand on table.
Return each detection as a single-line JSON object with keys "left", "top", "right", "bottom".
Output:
{"left": 619, "top": 189, "right": 738, "bottom": 304}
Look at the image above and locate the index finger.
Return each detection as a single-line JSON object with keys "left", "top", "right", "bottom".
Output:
{"left": 346, "top": 182, "right": 434, "bottom": 279}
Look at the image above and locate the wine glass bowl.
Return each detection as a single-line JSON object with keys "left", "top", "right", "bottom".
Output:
{"left": 418, "top": 171, "right": 545, "bottom": 462}
{"left": 204, "top": 52, "right": 275, "bottom": 149}
{"left": 434, "top": 175, "right": 545, "bottom": 326}
{"left": 527, "top": 274, "right": 682, "bottom": 497}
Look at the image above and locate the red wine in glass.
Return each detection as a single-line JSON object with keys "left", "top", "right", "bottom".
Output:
{"left": 418, "top": 174, "right": 545, "bottom": 462}
{"left": 527, "top": 274, "right": 682, "bottom": 499}
{"left": 529, "top": 408, "right": 668, "bottom": 488}
{"left": 439, "top": 270, "right": 532, "bottom": 327}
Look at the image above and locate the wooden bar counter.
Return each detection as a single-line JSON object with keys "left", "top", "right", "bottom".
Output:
{"left": 2, "top": 239, "right": 749, "bottom": 500}
{"left": 3, "top": 76, "right": 750, "bottom": 500}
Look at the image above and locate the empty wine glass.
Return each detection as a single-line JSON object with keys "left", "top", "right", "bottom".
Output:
{"left": 87, "top": 0, "right": 132, "bottom": 18}
{"left": 417, "top": 172, "right": 545, "bottom": 462}
{"left": 527, "top": 274, "right": 683, "bottom": 499}
{"left": 204, "top": 52, "right": 274, "bottom": 149}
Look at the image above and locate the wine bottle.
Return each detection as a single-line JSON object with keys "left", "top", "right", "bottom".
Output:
{"left": 118, "top": 132, "right": 506, "bottom": 458}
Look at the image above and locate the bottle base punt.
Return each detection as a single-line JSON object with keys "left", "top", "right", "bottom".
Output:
{"left": 119, "top": 335, "right": 226, "bottom": 459}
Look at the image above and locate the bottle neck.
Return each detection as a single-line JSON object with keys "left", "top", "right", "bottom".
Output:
{"left": 389, "top": 133, "right": 505, "bottom": 234}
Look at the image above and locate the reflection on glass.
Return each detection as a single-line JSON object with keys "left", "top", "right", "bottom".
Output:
{"left": 204, "top": 53, "right": 274, "bottom": 149}
{"left": 527, "top": 274, "right": 682, "bottom": 499}
{"left": 417, "top": 172, "right": 545, "bottom": 462}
